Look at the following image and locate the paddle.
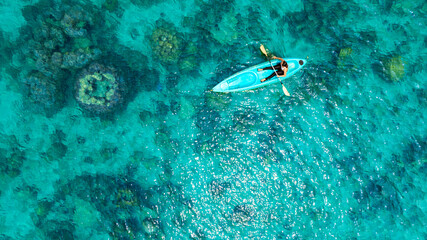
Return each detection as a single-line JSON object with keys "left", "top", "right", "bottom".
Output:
{"left": 260, "top": 44, "right": 290, "bottom": 96}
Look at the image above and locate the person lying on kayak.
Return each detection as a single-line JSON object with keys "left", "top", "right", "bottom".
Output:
{"left": 258, "top": 56, "right": 288, "bottom": 82}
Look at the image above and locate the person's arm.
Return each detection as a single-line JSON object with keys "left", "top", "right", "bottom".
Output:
{"left": 272, "top": 56, "right": 287, "bottom": 77}
{"left": 278, "top": 67, "right": 288, "bottom": 77}
{"left": 272, "top": 56, "right": 285, "bottom": 62}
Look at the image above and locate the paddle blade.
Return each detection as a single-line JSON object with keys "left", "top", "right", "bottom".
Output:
{"left": 281, "top": 83, "right": 290, "bottom": 96}
{"left": 260, "top": 44, "right": 268, "bottom": 56}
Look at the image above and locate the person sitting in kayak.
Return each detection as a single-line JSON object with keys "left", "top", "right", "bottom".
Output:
{"left": 258, "top": 56, "right": 288, "bottom": 82}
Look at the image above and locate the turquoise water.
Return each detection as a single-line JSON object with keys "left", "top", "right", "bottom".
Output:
{"left": 0, "top": 0, "right": 426, "bottom": 239}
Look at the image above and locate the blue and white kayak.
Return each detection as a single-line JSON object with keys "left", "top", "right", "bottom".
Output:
{"left": 212, "top": 58, "right": 307, "bottom": 93}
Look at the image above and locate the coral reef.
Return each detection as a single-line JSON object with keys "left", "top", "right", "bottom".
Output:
{"left": 178, "top": 97, "right": 196, "bottom": 120}
{"left": 191, "top": 0, "right": 236, "bottom": 36}
{"left": 115, "top": 188, "right": 139, "bottom": 208}
{"left": 142, "top": 217, "right": 160, "bottom": 235}
{"left": 20, "top": 1, "right": 102, "bottom": 73}
{"left": 138, "top": 110, "right": 155, "bottom": 125}
{"left": 335, "top": 47, "right": 354, "bottom": 69}
{"left": 60, "top": 5, "right": 94, "bottom": 37}
{"left": 205, "top": 91, "right": 231, "bottom": 111}
{"left": 61, "top": 48, "right": 101, "bottom": 69}
{"left": 188, "top": 0, "right": 268, "bottom": 50}
{"left": 150, "top": 19, "right": 199, "bottom": 73}
{"left": 373, "top": 55, "right": 406, "bottom": 83}
{"left": 30, "top": 174, "right": 164, "bottom": 239}
{"left": 0, "top": 148, "right": 25, "bottom": 178}
{"left": 110, "top": 218, "right": 139, "bottom": 240}
{"left": 154, "top": 125, "right": 180, "bottom": 159}
{"left": 232, "top": 109, "right": 260, "bottom": 132}
{"left": 12, "top": 0, "right": 113, "bottom": 115}
{"left": 384, "top": 55, "right": 405, "bottom": 82}
{"left": 46, "top": 142, "right": 68, "bottom": 161}
{"left": 339, "top": 47, "right": 353, "bottom": 58}
{"left": 286, "top": 1, "right": 352, "bottom": 43}
{"left": 231, "top": 204, "right": 256, "bottom": 224}
{"left": 209, "top": 179, "right": 231, "bottom": 198}
{"left": 195, "top": 106, "right": 221, "bottom": 133}
{"left": 74, "top": 63, "right": 125, "bottom": 115}
{"left": 0, "top": 0, "right": 425, "bottom": 239}
{"left": 131, "top": 0, "right": 166, "bottom": 7}
{"left": 103, "top": 0, "right": 119, "bottom": 12}
{"left": 150, "top": 21, "right": 183, "bottom": 64}
{"left": 32, "top": 197, "right": 76, "bottom": 239}
{"left": 22, "top": 71, "right": 65, "bottom": 112}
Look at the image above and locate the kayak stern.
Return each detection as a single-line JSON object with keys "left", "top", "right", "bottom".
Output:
{"left": 212, "top": 81, "right": 229, "bottom": 92}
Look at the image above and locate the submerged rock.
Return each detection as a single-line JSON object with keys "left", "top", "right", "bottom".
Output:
{"left": 339, "top": 47, "right": 352, "bottom": 58}
{"left": 142, "top": 217, "right": 160, "bottom": 235}
{"left": 110, "top": 218, "right": 139, "bottom": 240}
{"left": 131, "top": 0, "right": 166, "bottom": 7}
{"left": 232, "top": 109, "right": 260, "bottom": 132}
{"left": 46, "top": 142, "right": 68, "bottom": 161}
{"left": 178, "top": 97, "right": 196, "bottom": 120}
{"left": 384, "top": 55, "right": 405, "bottom": 82}
{"left": 232, "top": 204, "right": 256, "bottom": 224}
{"left": 205, "top": 91, "right": 231, "bottom": 111}
{"left": 209, "top": 179, "right": 231, "bottom": 198}
{"left": 196, "top": 107, "right": 221, "bottom": 132}
{"left": 73, "top": 198, "right": 101, "bottom": 229}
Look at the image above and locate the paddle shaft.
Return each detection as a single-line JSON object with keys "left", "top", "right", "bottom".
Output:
{"left": 259, "top": 44, "right": 290, "bottom": 96}
{"left": 266, "top": 59, "right": 282, "bottom": 83}
{"left": 266, "top": 59, "right": 290, "bottom": 95}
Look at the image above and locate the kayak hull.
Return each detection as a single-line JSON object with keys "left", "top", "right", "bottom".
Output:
{"left": 212, "top": 59, "right": 307, "bottom": 93}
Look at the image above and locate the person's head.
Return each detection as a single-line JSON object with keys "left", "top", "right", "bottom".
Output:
{"left": 282, "top": 61, "right": 288, "bottom": 68}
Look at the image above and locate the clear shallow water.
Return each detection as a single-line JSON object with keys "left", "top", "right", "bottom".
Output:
{"left": 0, "top": 0, "right": 426, "bottom": 239}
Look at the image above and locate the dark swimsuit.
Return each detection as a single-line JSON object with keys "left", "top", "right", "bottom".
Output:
{"left": 262, "top": 61, "right": 288, "bottom": 81}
